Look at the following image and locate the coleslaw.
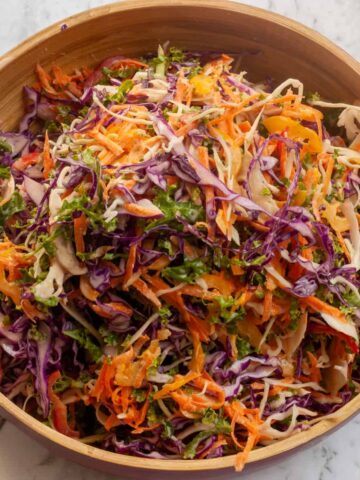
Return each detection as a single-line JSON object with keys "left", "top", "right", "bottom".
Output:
{"left": 0, "top": 46, "right": 360, "bottom": 471}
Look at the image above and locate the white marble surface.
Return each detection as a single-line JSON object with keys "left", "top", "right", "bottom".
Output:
{"left": 1, "top": 1, "right": 360, "bottom": 479}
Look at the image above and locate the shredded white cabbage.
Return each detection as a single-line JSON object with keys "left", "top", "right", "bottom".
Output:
{"left": 341, "top": 200, "right": 360, "bottom": 269}
{"left": 265, "top": 265, "right": 293, "bottom": 288}
{"left": 260, "top": 405, "right": 317, "bottom": 440}
{"left": 33, "top": 260, "right": 65, "bottom": 300}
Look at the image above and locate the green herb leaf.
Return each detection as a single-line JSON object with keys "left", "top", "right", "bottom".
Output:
{"left": 306, "top": 91, "right": 321, "bottom": 103}
{"left": 53, "top": 376, "right": 72, "bottom": 393}
{"left": 110, "top": 80, "right": 134, "bottom": 103}
{"left": 158, "top": 305, "right": 172, "bottom": 323}
{"left": 0, "top": 191, "right": 26, "bottom": 231}
{"left": 58, "top": 194, "right": 115, "bottom": 232}
{"left": 0, "top": 165, "right": 11, "bottom": 179}
{"left": 34, "top": 295, "right": 59, "bottom": 307}
{"left": 0, "top": 138, "right": 12, "bottom": 154}
{"left": 202, "top": 408, "right": 231, "bottom": 434}
{"left": 289, "top": 298, "right": 301, "bottom": 330}
{"left": 161, "top": 419, "right": 174, "bottom": 439}
{"left": 184, "top": 431, "right": 213, "bottom": 459}
{"left": 236, "top": 337, "right": 253, "bottom": 358}
{"left": 261, "top": 187, "right": 272, "bottom": 196}
{"left": 131, "top": 388, "right": 147, "bottom": 403}
{"left": 233, "top": 255, "right": 266, "bottom": 268}
{"left": 163, "top": 258, "right": 209, "bottom": 284}
{"left": 148, "top": 185, "right": 204, "bottom": 230}
{"left": 189, "top": 65, "right": 203, "bottom": 79}
{"left": 342, "top": 290, "right": 360, "bottom": 308}
{"left": 64, "top": 329, "right": 103, "bottom": 363}
{"left": 210, "top": 296, "right": 246, "bottom": 333}
{"left": 102, "top": 66, "right": 138, "bottom": 80}
{"left": 83, "top": 148, "right": 101, "bottom": 176}
{"left": 147, "top": 400, "right": 161, "bottom": 425}
{"left": 99, "top": 326, "right": 120, "bottom": 347}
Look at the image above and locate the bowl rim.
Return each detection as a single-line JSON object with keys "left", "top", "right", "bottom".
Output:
{"left": 1, "top": 0, "right": 360, "bottom": 472}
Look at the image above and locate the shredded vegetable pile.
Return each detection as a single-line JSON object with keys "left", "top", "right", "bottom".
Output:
{"left": 1, "top": 46, "right": 360, "bottom": 471}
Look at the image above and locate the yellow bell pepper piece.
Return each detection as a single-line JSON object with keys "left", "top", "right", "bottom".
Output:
{"left": 293, "top": 189, "right": 308, "bottom": 206}
{"left": 263, "top": 115, "right": 323, "bottom": 153}
{"left": 322, "top": 201, "right": 350, "bottom": 233}
{"left": 190, "top": 74, "right": 214, "bottom": 97}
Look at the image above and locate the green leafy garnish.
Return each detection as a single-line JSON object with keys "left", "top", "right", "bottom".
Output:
{"left": 147, "top": 185, "right": 204, "bottom": 230}
{"left": 233, "top": 255, "right": 266, "bottom": 268}
{"left": 210, "top": 296, "right": 246, "bottom": 333}
{"left": 99, "top": 326, "right": 120, "bottom": 347}
{"left": 0, "top": 165, "right": 11, "bottom": 179}
{"left": 83, "top": 148, "right": 101, "bottom": 176}
{"left": 202, "top": 408, "right": 231, "bottom": 434}
{"left": 64, "top": 329, "right": 103, "bottom": 363}
{"left": 236, "top": 337, "right": 253, "bottom": 358}
{"left": 102, "top": 66, "right": 138, "bottom": 80}
{"left": 0, "top": 191, "right": 26, "bottom": 231}
{"left": 306, "top": 91, "right": 321, "bottom": 103}
{"left": 147, "top": 400, "right": 161, "bottom": 425}
{"left": 58, "top": 194, "right": 116, "bottom": 232}
{"left": 34, "top": 295, "right": 59, "bottom": 307}
{"left": 289, "top": 298, "right": 301, "bottom": 331}
{"left": 131, "top": 389, "right": 147, "bottom": 403}
{"left": 188, "top": 65, "right": 203, "bottom": 79}
{"left": 28, "top": 324, "right": 47, "bottom": 342}
{"left": 35, "top": 229, "right": 61, "bottom": 256}
{"left": 53, "top": 376, "right": 72, "bottom": 393}
{"left": 261, "top": 187, "right": 272, "bottom": 196}
{"left": 0, "top": 138, "right": 12, "bottom": 154}
{"left": 161, "top": 420, "right": 174, "bottom": 439}
{"left": 184, "top": 431, "right": 213, "bottom": 459}
{"left": 149, "top": 47, "right": 185, "bottom": 75}
{"left": 163, "top": 258, "right": 209, "bottom": 284}
{"left": 158, "top": 305, "right": 172, "bottom": 323}
{"left": 56, "top": 105, "right": 72, "bottom": 120}
{"left": 342, "top": 290, "right": 360, "bottom": 308}
{"left": 110, "top": 80, "right": 134, "bottom": 103}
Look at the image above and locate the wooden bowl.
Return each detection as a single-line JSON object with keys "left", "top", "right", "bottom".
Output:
{"left": 1, "top": 1, "right": 360, "bottom": 477}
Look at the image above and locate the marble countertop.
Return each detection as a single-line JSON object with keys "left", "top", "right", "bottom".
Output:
{"left": 1, "top": 1, "right": 360, "bottom": 479}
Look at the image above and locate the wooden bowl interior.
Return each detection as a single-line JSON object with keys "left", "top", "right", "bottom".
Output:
{"left": 0, "top": 0, "right": 360, "bottom": 475}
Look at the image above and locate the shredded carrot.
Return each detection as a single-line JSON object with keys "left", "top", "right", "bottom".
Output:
{"left": 48, "top": 371, "right": 80, "bottom": 438}
{"left": 322, "top": 154, "right": 335, "bottom": 195}
{"left": 13, "top": 152, "right": 40, "bottom": 171}
{"left": 79, "top": 276, "right": 99, "bottom": 301}
{"left": 153, "top": 371, "right": 200, "bottom": 400}
{"left": 0, "top": 265, "right": 21, "bottom": 305}
{"left": 73, "top": 213, "right": 87, "bottom": 253}
{"left": 89, "top": 130, "right": 124, "bottom": 156}
{"left": 132, "top": 278, "right": 161, "bottom": 308}
{"left": 301, "top": 296, "right": 345, "bottom": 321}
{"left": 43, "top": 130, "right": 54, "bottom": 178}
{"left": 189, "top": 332, "right": 205, "bottom": 373}
{"left": 123, "top": 244, "right": 137, "bottom": 289}
{"left": 335, "top": 230, "right": 351, "bottom": 261}
{"left": 35, "top": 64, "right": 58, "bottom": 96}
{"left": 224, "top": 401, "right": 265, "bottom": 472}
{"left": 21, "top": 299, "right": 45, "bottom": 321}
{"left": 90, "top": 301, "right": 133, "bottom": 319}
{"left": 262, "top": 289, "right": 273, "bottom": 323}
{"left": 306, "top": 351, "right": 321, "bottom": 383}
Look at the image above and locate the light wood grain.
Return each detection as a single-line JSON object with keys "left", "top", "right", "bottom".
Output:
{"left": 0, "top": 0, "right": 360, "bottom": 476}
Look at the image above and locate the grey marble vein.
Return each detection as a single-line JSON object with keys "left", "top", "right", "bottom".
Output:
{"left": 1, "top": 1, "right": 360, "bottom": 479}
